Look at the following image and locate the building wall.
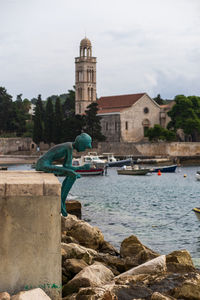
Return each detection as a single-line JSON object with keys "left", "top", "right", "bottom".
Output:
{"left": 120, "top": 94, "right": 161, "bottom": 142}
{"left": 100, "top": 114, "right": 121, "bottom": 142}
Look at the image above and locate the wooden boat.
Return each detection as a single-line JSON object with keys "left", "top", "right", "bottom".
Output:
{"left": 150, "top": 165, "right": 177, "bottom": 173}
{"left": 117, "top": 166, "right": 150, "bottom": 176}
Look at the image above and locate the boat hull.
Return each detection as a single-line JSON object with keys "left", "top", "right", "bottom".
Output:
{"left": 151, "top": 165, "right": 177, "bottom": 173}
{"left": 117, "top": 169, "right": 150, "bottom": 175}
{"left": 76, "top": 168, "right": 104, "bottom": 176}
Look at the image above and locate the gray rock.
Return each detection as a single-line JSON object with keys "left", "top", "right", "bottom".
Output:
{"left": 11, "top": 288, "right": 51, "bottom": 300}
{"left": 62, "top": 262, "right": 114, "bottom": 296}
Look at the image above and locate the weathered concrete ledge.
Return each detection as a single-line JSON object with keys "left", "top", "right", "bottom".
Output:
{"left": 0, "top": 171, "right": 61, "bottom": 299}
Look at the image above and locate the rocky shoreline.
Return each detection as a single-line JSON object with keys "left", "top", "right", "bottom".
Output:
{"left": 60, "top": 214, "right": 200, "bottom": 300}
{"left": 1, "top": 214, "right": 200, "bottom": 300}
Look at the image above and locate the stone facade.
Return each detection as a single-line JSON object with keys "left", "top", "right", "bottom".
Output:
{"left": 98, "top": 94, "right": 161, "bottom": 142}
{"left": 75, "top": 38, "right": 97, "bottom": 115}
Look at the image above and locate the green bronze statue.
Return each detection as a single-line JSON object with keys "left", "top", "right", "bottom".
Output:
{"left": 36, "top": 133, "right": 92, "bottom": 216}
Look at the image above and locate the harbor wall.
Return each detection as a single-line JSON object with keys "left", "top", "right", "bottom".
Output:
{"left": 0, "top": 138, "right": 35, "bottom": 154}
{"left": 97, "top": 142, "right": 200, "bottom": 157}
{"left": 0, "top": 171, "right": 61, "bottom": 299}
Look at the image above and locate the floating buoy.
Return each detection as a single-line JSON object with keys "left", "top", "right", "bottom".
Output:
{"left": 184, "top": 174, "right": 187, "bottom": 177}
{"left": 157, "top": 170, "right": 161, "bottom": 176}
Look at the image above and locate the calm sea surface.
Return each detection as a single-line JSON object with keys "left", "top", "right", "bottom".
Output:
{"left": 7, "top": 164, "right": 200, "bottom": 266}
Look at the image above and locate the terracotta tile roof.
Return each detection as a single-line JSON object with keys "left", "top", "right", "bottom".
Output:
{"left": 97, "top": 93, "right": 146, "bottom": 114}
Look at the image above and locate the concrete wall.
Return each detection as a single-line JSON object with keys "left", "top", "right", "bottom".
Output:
{"left": 97, "top": 142, "right": 200, "bottom": 157}
{"left": 0, "top": 171, "right": 61, "bottom": 299}
{"left": 0, "top": 138, "right": 35, "bottom": 154}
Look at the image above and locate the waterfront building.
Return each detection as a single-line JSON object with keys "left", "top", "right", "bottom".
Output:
{"left": 75, "top": 37, "right": 173, "bottom": 142}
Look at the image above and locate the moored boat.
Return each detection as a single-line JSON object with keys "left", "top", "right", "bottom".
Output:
{"left": 101, "top": 153, "right": 132, "bottom": 167}
{"left": 117, "top": 165, "right": 150, "bottom": 176}
{"left": 76, "top": 168, "right": 104, "bottom": 176}
{"left": 150, "top": 165, "right": 177, "bottom": 173}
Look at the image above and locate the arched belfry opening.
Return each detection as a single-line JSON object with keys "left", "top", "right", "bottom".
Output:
{"left": 75, "top": 37, "right": 97, "bottom": 115}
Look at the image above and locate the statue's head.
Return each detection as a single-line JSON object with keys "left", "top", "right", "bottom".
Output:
{"left": 74, "top": 133, "right": 92, "bottom": 152}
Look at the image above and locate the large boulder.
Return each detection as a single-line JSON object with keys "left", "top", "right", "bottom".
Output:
{"left": 116, "top": 255, "right": 166, "bottom": 278}
{"left": 62, "top": 215, "right": 104, "bottom": 250}
{"left": 172, "top": 273, "right": 200, "bottom": 299}
{"left": 0, "top": 292, "right": 10, "bottom": 300}
{"left": 63, "top": 258, "right": 88, "bottom": 280}
{"left": 61, "top": 242, "right": 97, "bottom": 264}
{"left": 166, "top": 249, "right": 195, "bottom": 273}
{"left": 11, "top": 288, "right": 51, "bottom": 300}
{"left": 63, "top": 286, "right": 117, "bottom": 300}
{"left": 94, "top": 253, "right": 126, "bottom": 275}
{"left": 62, "top": 262, "right": 114, "bottom": 296}
{"left": 120, "top": 235, "right": 159, "bottom": 267}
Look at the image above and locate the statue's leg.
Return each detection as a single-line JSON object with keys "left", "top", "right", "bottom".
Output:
{"left": 61, "top": 176, "right": 76, "bottom": 216}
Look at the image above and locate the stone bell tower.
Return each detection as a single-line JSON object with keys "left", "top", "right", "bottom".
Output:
{"left": 75, "top": 37, "right": 97, "bottom": 115}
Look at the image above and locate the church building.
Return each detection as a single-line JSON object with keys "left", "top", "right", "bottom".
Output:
{"left": 75, "top": 38, "right": 171, "bottom": 142}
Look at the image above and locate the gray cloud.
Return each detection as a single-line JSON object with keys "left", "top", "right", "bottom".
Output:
{"left": 0, "top": 0, "right": 200, "bottom": 99}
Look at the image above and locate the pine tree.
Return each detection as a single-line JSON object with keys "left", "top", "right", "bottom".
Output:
{"left": 53, "top": 97, "right": 63, "bottom": 144}
{"left": 0, "top": 87, "right": 13, "bottom": 134}
{"left": 84, "top": 102, "right": 106, "bottom": 142}
{"left": 33, "top": 97, "right": 44, "bottom": 145}
{"left": 44, "top": 98, "right": 54, "bottom": 146}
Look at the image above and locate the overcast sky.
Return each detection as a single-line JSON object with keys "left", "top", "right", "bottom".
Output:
{"left": 1, "top": 0, "right": 200, "bottom": 100}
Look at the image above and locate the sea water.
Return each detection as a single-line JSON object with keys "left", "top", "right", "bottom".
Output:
{"left": 7, "top": 164, "right": 200, "bottom": 266}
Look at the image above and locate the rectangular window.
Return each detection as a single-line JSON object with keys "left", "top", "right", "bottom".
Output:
{"left": 106, "top": 122, "right": 108, "bottom": 131}
{"left": 125, "top": 121, "right": 128, "bottom": 130}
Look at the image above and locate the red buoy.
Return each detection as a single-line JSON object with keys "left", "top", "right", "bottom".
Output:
{"left": 157, "top": 170, "right": 161, "bottom": 176}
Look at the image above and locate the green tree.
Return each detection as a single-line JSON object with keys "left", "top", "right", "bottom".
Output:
{"left": 0, "top": 87, "right": 13, "bottom": 134}
{"left": 167, "top": 95, "right": 200, "bottom": 141}
{"left": 53, "top": 97, "right": 63, "bottom": 144}
{"left": 62, "top": 114, "right": 85, "bottom": 142}
{"left": 44, "top": 98, "right": 54, "bottom": 146}
{"left": 84, "top": 102, "right": 106, "bottom": 142}
{"left": 63, "top": 88, "right": 75, "bottom": 117}
{"left": 145, "top": 124, "right": 176, "bottom": 142}
{"left": 12, "top": 94, "right": 31, "bottom": 136}
{"left": 33, "top": 97, "right": 44, "bottom": 145}
{"left": 153, "top": 94, "right": 165, "bottom": 105}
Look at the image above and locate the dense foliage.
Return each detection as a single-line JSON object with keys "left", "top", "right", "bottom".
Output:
{"left": 145, "top": 124, "right": 176, "bottom": 142}
{"left": 0, "top": 86, "right": 105, "bottom": 145}
{"left": 167, "top": 95, "right": 200, "bottom": 142}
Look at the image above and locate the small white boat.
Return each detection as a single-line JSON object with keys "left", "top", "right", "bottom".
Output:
{"left": 80, "top": 152, "right": 106, "bottom": 168}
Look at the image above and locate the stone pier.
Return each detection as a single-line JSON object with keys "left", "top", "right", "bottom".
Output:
{"left": 0, "top": 171, "right": 61, "bottom": 299}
